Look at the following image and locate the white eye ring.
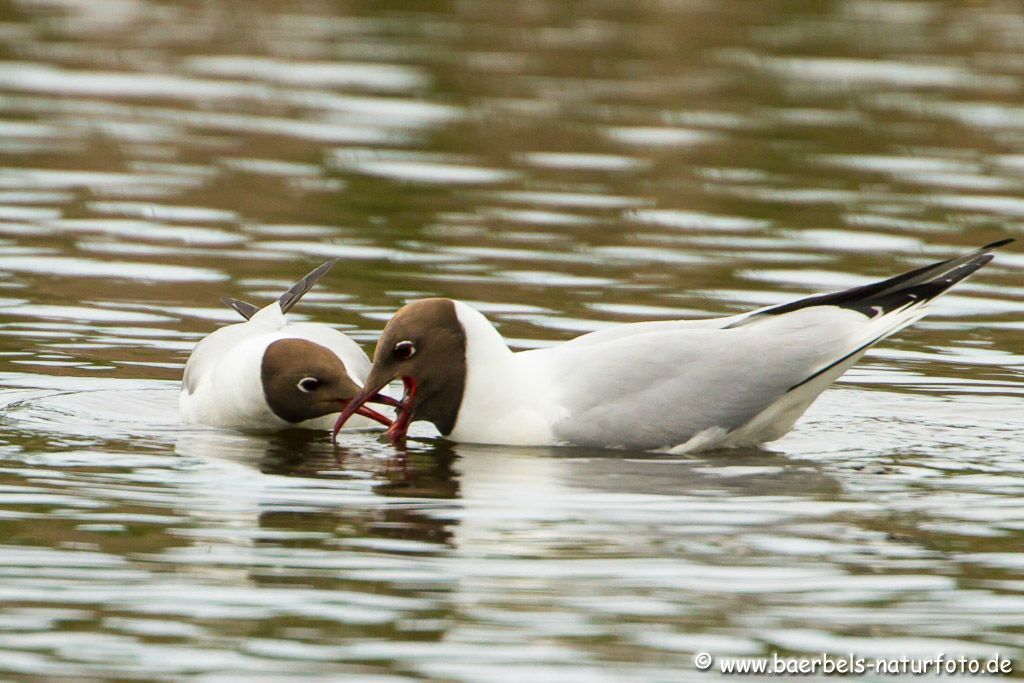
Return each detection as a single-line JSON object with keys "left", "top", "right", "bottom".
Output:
{"left": 393, "top": 340, "right": 416, "bottom": 360}
{"left": 297, "top": 377, "right": 319, "bottom": 393}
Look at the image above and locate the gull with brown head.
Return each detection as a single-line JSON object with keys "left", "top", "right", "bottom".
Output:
{"left": 180, "top": 260, "right": 396, "bottom": 432}
{"left": 334, "top": 241, "right": 1010, "bottom": 452}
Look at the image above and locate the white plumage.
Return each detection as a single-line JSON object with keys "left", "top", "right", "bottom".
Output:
{"left": 179, "top": 302, "right": 376, "bottom": 431}
{"left": 179, "top": 261, "right": 381, "bottom": 432}
{"left": 438, "top": 241, "right": 1008, "bottom": 451}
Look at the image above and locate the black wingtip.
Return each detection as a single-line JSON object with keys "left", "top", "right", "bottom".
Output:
{"left": 983, "top": 237, "right": 1014, "bottom": 250}
{"left": 731, "top": 240, "right": 1006, "bottom": 327}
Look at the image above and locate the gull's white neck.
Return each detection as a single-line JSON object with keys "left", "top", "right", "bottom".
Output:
{"left": 449, "top": 301, "right": 561, "bottom": 445}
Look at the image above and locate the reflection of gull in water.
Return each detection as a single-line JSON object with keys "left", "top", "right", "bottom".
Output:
{"left": 0, "top": 366, "right": 840, "bottom": 538}
{"left": 174, "top": 427, "right": 289, "bottom": 468}
{"left": 448, "top": 441, "right": 842, "bottom": 517}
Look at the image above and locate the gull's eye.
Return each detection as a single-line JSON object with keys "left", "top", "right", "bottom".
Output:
{"left": 393, "top": 340, "right": 416, "bottom": 361}
{"left": 297, "top": 377, "right": 320, "bottom": 393}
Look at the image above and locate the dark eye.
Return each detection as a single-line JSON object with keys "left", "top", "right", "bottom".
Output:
{"left": 393, "top": 340, "right": 416, "bottom": 361}
{"left": 297, "top": 377, "right": 320, "bottom": 393}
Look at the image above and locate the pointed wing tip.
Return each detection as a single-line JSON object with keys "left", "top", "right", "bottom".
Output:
{"left": 221, "top": 297, "right": 259, "bottom": 320}
{"left": 984, "top": 237, "right": 1014, "bottom": 251}
{"left": 310, "top": 258, "right": 340, "bottom": 276}
{"left": 277, "top": 258, "right": 341, "bottom": 314}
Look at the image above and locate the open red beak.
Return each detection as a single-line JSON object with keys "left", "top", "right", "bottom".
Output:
{"left": 333, "top": 377, "right": 416, "bottom": 443}
{"left": 340, "top": 401, "right": 393, "bottom": 429}
{"left": 332, "top": 386, "right": 399, "bottom": 436}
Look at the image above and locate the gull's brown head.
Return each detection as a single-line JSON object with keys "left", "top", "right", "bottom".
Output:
{"left": 332, "top": 298, "right": 467, "bottom": 442}
{"left": 262, "top": 338, "right": 391, "bottom": 428}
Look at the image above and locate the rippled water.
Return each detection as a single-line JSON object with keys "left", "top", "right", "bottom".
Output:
{"left": 1, "top": 0, "right": 1024, "bottom": 679}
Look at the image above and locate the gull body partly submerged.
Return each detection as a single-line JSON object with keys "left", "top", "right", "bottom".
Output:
{"left": 180, "top": 261, "right": 393, "bottom": 432}
{"left": 334, "top": 240, "right": 1010, "bottom": 452}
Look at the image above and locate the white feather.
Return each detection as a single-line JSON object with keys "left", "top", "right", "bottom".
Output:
{"left": 179, "top": 302, "right": 377, "bottom": 431}
{"left": 444, "top": 292, "right": 970, "bottom": 451}
{"left": 449, "top": 302, "right": 565, "bottom": 445}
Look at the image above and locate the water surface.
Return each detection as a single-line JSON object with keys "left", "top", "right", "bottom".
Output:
{"left": 1, "top": 0, "right": 1023, "bottom": 680}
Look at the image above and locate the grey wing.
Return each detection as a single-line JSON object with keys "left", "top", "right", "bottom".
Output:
{"left": 278, "top": 259, "right": 339, "bottom": 314}
{"left": 564, "top": 240, "right": 1012, "bottom": 349}
{"left": 544, "top": 307, "right": 867, "bottom": 450}
{"left": 561, "top": 314, "right": 748, "bottom": 349}
{"left": 217, "top": 259, "right": 338, "bottom": 321}
{"left": 547, "top": 239, "right": 1010, "bottom": 449}
{"left": 222, "top": 297, "right": 260, "bottom": 320}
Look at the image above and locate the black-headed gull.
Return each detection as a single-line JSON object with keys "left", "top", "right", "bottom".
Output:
{"left": 333, "top": 240, "right": 1010, "bottom": 452}
{"left": 180, "top": 260, "right": 395, "bottom": 432}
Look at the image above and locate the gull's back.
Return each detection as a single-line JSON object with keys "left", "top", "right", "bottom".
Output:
{"left": 535, "top": 241, "right": 1008, "bottom": 451}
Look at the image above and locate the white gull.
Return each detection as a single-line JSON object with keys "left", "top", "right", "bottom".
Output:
{"left": 333, "top": 240, "right": 1010, "bottom": 452}
{"left": 180, "top": 260, "right": 395, "bottom": 432}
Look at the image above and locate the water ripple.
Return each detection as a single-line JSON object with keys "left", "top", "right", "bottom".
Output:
{"left": 0, "top": 0, "right": 1021, "bottom": 679}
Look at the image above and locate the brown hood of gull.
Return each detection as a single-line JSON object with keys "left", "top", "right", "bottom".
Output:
{"left": 333, "top": 298, "right": 467, "bottom": 440}
{"left": 261, "top": 338, "right": 373, "bottom": 424}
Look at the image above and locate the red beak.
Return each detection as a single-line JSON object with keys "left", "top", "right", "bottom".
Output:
{"left": 333, "top": 377, "right": 416, "bottom": 443}
{"left": 342, "top": 401, "right": 393, "bottom": 429}
{"left": 332, "top": 385, "right": 399, "bottom": 437}
{"left": 384, "top": 377, "right": 416, "bottom": 442}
